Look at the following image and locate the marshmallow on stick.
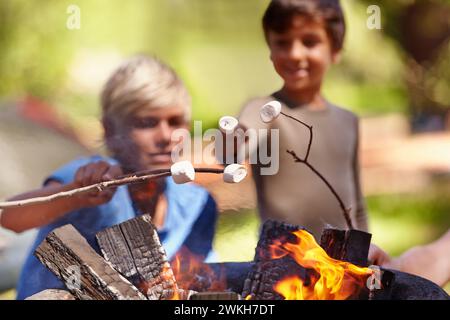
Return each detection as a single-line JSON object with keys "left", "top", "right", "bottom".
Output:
{"left": 260, "top": 101, "right": 282, "bottom": 123}
{"left": 219, "top": 116, "right": 239, "bottom": 134}
{"left": 170, "top": 161, "right": 195, "bottom": 184}
{"left": 223, "top": 164, "right": 247, "bottom": 183}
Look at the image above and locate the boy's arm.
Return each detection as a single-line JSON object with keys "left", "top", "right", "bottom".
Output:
{"left": 352, "top": 118, "right": 368, "bottom": 231}
{"left": 0, "top": 181, "right": 84, "bottom": 233}
{"left": 0, "top": 161, "right": 121, "bottom": 233}
{"left": 383, "top": 230, "right": 450, "bottom": 287}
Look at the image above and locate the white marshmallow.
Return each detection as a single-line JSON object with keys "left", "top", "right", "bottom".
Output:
{"left": 219, "top": 116, "right": 239, "bottom": 134}
{"left": 260, "top": 101, "right": 282, "bottom": 123}
{"left": 170, "top": 161, "right": 195, "bottom": 184}
{"left": 223, "top": 164, "right": 247, "bottom": 183}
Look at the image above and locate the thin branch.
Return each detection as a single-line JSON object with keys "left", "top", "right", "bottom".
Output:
{"left": 280, "top": 111, "right": 312, "bottom": 130}
{"left": 281, "top": 110, "right": 354, "bottom": 230}
{"left": 280, "top": 111, "right": 313, "bottom": 162}
{"left": 286, "top": 150, "right": 354, "bottom": 230}
{"left": 0, "top": 167, "right": 223, "bottom": 209}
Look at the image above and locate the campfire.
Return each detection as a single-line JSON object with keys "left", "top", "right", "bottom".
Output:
{"left": 27, "top": 217, "right": 448, "bottom": 300}
{"left": 268, "top": 230, "right": 373, "bottom": 300}
{"left": 8, "top": 103, "right": 449, "bottom": 301}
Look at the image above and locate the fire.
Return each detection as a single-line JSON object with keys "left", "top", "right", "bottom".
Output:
{"left": 271, "top": 230, "right": 373, "bottom": 300}
{"left": 139, "top": 247, "right": 226, "bottom": 300}
{"left": 138, "top": 261, "right": 180, "bottom": 300}
{"left": 170, "top": 247, "right": 226, "bottom": 299}
{"left": 162, "top": 263, "right": 180, "bottom": 300}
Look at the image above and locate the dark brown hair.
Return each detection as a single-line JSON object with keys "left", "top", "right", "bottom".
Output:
{"left": 262, "top": 0, "right": 346, "bottom": 52}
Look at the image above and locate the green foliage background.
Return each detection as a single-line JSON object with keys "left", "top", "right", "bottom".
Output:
{"left": 0, "top": 0, "right": 409, "bottom": 130}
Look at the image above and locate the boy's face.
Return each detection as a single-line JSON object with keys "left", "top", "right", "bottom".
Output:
{"left": 118, "top": 105, "right": 189, "bottom": 171}
{"left": 267, "top": 14, "right": 340, "bottom": 95}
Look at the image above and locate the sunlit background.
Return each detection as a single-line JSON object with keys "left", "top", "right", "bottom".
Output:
{"left": 0, "top": 0, "right": 449, "bottom": 299}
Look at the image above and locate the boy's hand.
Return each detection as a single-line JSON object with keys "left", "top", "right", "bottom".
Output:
{"left": 368, "top": 243, "right": 392, "bottom": 266}
{"left": 73, "top": 161, "right": 123, "bottom": 208}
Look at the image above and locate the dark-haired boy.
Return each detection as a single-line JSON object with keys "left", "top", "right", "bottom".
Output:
{"left": 238, "top": 0, "right": 368, "bottom": 238}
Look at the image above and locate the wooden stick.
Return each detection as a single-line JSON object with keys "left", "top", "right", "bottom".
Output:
{"left": 286, "top": 150, "right": 354, "bottom": 230}
{"left": 280, "top": 111, "right": 354, "bottom": 230}
{"left": 0, "top": 167, "right": 223, "bottom": 209}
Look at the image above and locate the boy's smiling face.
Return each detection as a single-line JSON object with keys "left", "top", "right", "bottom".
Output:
{"left": 267, "top": 14, "right": 340, "bottom": 97}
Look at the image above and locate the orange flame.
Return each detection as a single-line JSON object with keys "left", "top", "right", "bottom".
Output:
{"left": 170, "top": 247, "right": 226, "bottom": 297}
{"left": 271, "top": 230, "right": 373, "bottom": 300}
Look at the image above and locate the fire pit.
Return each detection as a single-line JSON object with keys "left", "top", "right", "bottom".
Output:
{"left": 28, "top": 216, "right": 449, "bottom": 300}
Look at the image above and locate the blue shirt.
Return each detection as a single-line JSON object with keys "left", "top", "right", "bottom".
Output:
{"left": 16, "top": 155, "right": 218, "bottom": 299}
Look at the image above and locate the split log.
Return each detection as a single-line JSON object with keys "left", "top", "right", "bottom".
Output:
{"left": 253, "top": 219, "right": 306, "bottom": 262}
{"left": 242, "top": 259, "right": 309, "bottom": 300}
{"left": 34, "top": 224, "right": 146, "bottom": 300}
{"left": 242, "top": 220, "right": 309, "bottom": 300}
{"left": 25, "top": 289, "right": 75, "bottom": 300}
{"left": 320, "top": 228, "right": 372, "bottom": 267}
{"left": 96, "top": 214, "right": 177, "bottom": 300}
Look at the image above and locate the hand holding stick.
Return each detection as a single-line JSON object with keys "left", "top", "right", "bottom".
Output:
{"left": 0, "top": 164, "right": 244, "bottom": 209}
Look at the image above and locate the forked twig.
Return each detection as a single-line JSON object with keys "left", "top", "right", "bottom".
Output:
{"left": 281, "top": 111, "right": 354, "bottom": 230}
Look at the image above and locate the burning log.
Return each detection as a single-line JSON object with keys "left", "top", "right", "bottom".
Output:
{"left": 170, "top": 247, "right": 228, "bottom": 293}
{"left": 320, "top": 228, "right": 372, "bottom": 267}
{"left": 31, "top": 216, "right": 448, "bottom": 300}
{"left": 95, "top": 214, "right": 177, "bottom": 300}
{"left": 253, "top": 220, "right": 306, "bottom": 262}
{"left": 241, "top": 220, "right": 384, "bottom": 300}
{"left": 34, "top": 224, "right": 146, "bottom": 300}
{"left": 212, "top": 261, "right": 375, "bottom": 300}
{"left": 242, "top": 220, "right": 309, "bottom": 300}
{"left": 242, "top": 259, "right": 308, "bottom": 300}
{"left": 208, "top": 262, "right": 448, "bottom": 300}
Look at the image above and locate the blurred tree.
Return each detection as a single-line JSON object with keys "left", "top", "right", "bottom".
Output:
{"left": 359, "top": 0, "right": 450, "bottom": 132}
{"left": 2, "top": 0, "right": 446, "bottom": 131}
{"left": 0, "top": 0, "right": 75, "bottom": 100}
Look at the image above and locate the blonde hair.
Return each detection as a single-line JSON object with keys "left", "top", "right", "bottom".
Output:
{"left": 101, "top": 55, "right": 191, "bottom": 130}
